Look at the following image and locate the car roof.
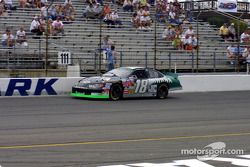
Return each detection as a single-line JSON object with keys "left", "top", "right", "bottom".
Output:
{"left": 123, "top": 67, "right": 146, "bottom": 70}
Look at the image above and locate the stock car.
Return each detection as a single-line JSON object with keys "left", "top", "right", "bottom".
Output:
{"left": 71, "top": 67, "right": 182, "bottom": 100}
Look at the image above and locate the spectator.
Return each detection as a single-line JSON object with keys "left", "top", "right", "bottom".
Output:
{"left": 40, "top": 0, "right": 47, "bottom": 7}
{"left": 4, "top": 0, "right": 16, "bottom": 10}
{"left": 34, "top": 0, "right": 41, "bottom": 8}
{"left": 226, "top": 45, "right": 245, "bottom": 65}
{"left": 102, "top": 35, "right": 114, "bottom": 50}
{"left": 242, "top": 46, "right": 250, "bottom": 63}
{"left": 111, "top": 10, "right": 122, "bottom": 27}
{"left": 240, "top": 30, "right": 250, "bottom": 43}
{"left": 0, "top": 0, "right": 6, "bottom": 16}
{"left": 55, "top": 4, "right": 64, "bottom": 20}
{"left": 16, "top": 27, "right": 28, "bottom": 47}
{"left": 103, "top": 12, "right": 113, "bottom": 27}
{"left": 64, "top": 4, "right": 75, "bottom": 22}
{"left": 131, "top": 12, "right": 140, "bottom": 29}
{"left": 64, "top": 0, "right": 72, "bottom": 6}
{"left": 172, "top": 34, "right": 182, "bottom": 50}
{"left": 52, "top": 16, "right": 65, "bottom": 35}
{"left": 182, "top": 35, "right": 192, "bottom": 50}
{"left": 174, "top": 25, "right": 183, "bottom": 36}
{"left": 162, "top": 25, "right": 175, "bottom": 40}
{"left": 30, "top": 16, "right": 44, "bottom": 36}
{"left": 184, "top": 25, "right": 194, "bottom": 37}
{"left": 169, "top": 9, "right": 180, "bottom": 25}
{"left": 48, "top": 18, "right": 55, "bottom": 35}
{"left": 49, "top": 5, "right": 57, "bottom": 20}
{"left": 226, "top": 45, "right": 236, "bottom": 65}
{"left": 93, "top": 3, "right": 102, "bottom": 17}
{"left": 138, "top": 6, "right": 152, "bottom": 30}
{"left": 219, "top": 23, "right": 229, "bottom": 41}
{"left": 106, "top": 45, "right": 117, "bottom": 71}
{"left": 228, "top": 23, "right": 236, "bottom": 41}
{"left": 100, "top": 4, "right": 111, "bottom": 19}
{"left": 1, "top": 29, "right": 15, "bottom": 47}
{"left": 19, "top": 0, "right": 27, "bottom": 8}
{"left": 132, "top": 0, "right": 139, "bottom": 10}
{"left": 139, "top": 0, "right": 150, "bottom": 8}
{"left": 26, "top": 0, "right": 35, "bottom": 8}
{"left": 173, "top": 0, "right": 181, "bottom": 15}
{"left": 123, "top": 0, "right": 133, "bottom": 12}
{"left": 40, "top": 3, "right": 49, "bottom": 18}
{"left": 83, "top": 3, "right": 95, "bottom": 18}
{"left": 155, "top": 0, "right": 167, "bottom": 23}
{"left": 191, "top": 35, "right": 198, "bottom": 50}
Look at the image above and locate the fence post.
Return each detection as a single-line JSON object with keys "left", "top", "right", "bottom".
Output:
{"left": 120, "top": 51, "right": 123, "bottom": 67}
{"left": 145, "top": 51, "right": 148, "bottom": 68}
{"left": 213, "top": 52, "right": 216, "bottom": 72}
{"left": 191, "top": 52, "right": 194, "bottom": 73}
{"left": 94, "top": 51, "right": 97, "bottom": 72}
{"left": 247, "top": 63, "right": 249, "bottom": 75}
{"left": 168, "top": 52, "right": 171, "bottom": 72}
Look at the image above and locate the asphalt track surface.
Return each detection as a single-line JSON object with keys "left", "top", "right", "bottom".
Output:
{"left": 0, "top": 91, "right": 250, "bottom": 167}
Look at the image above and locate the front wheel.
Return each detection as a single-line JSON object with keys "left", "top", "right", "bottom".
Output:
{"left": 156, "top": 83, "right": 169, "bottom": 99}
{"left": 109, "top": 84, "right": 123, "bottom": 101}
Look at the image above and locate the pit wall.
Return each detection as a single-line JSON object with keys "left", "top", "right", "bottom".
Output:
{"left": 0, "top": 75, "right": 250, "bottom": 96}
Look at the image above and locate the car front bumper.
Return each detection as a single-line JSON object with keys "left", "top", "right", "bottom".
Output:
{"left": 71, "top": 87, "right": 109, "bottom": 99}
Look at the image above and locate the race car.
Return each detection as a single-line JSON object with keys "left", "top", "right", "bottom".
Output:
{"left": 218, "top": 2, "right": 237, "bottom": 10}
{"left": 71, "top": 67, "right": 182, "bottom": 100}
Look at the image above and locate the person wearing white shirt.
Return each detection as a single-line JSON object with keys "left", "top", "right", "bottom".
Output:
{"left": 243, "top": 46, "right": 250, "bottom": 63}
{"left": 30, "top": 16, "right": 43, "bottom": 35}
{"left": 240, "top": 30, "right": 250, "bottom": 43}
{"left": 162, "top": 26, "right": 175, "bottom": 40}
{"left": 52, "top": 17, "right": 65, "bottom": 35}
{"left": 16, "top": 27, "right": 28, "bottom": 47}
{"left": 182, "top": 35, "right": 192, "bottom": 50}
{"left": 184, "top": 25, "right": 194, "bottom": 37}
{"left": 2, "top": 29, "right": 15, "bottom": 47}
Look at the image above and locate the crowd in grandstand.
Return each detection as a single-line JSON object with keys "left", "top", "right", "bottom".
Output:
{"left": 222, "top": 22, "right": 250, "bottom": 65}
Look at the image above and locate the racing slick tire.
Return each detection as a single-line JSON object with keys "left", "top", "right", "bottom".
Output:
{"left": 156, "top": 83, "right": 169, "bottom": 99}
{"left": 109, "top": 83, "right": 123, "bottom": 101}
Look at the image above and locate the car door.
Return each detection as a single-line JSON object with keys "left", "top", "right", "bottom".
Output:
{"left": 131, "top": 69, "right": 149, "bottom": 95}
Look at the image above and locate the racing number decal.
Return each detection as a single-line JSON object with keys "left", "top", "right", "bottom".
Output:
{"left": 135, "top": 80, "right": 148, "bottom": 93}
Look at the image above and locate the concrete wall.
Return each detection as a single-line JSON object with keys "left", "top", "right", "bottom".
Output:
{"left": 178, "top": 75, "right": 250, "bottom": 93}
{"left": 0, "top": 75, "right": 250, "bottom": 96}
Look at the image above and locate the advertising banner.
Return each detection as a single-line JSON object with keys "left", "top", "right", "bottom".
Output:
{"left": 217, "top": 0, "right": 238, "bottom": 13}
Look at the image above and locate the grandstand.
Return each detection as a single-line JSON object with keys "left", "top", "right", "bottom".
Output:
{"left": 0, "top": 0, "right": 249, "bottom": 77}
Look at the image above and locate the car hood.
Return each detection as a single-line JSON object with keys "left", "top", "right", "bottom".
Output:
{"left": 79, "top": 76, "right": 121, "bottom": 84}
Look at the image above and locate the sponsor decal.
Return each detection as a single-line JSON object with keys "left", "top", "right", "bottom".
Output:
{"left": 5, "top": 79, "right": 58, "bottom": 96}
{"left": 135, "top": 80, "right": 148, "bottom": 93}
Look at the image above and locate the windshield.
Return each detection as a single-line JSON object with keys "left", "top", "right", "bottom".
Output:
{"left": 103, "top": 68, "right": 133, "bottom": 78}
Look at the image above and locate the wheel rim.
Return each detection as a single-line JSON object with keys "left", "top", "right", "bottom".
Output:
{"left": 111, "top": 85, "right": 122, "bottom": 100}
{"left": 159, "top": 85, "right": 167, "bottom": 98}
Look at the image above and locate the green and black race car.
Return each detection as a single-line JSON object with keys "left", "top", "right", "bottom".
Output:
{"left": 71, "top": 67, "right": 182, "bottom": 100}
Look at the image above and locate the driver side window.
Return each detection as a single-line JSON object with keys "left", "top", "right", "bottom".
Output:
{"left": 132, "top": 70, "right": 148, "bottom": 79}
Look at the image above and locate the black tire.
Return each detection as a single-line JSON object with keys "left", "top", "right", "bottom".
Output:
{"left": 156, "top": 83, "right": 169, "bottom": 99}
{"left": 109, "top": 83, "right": 123, "bottom": 101}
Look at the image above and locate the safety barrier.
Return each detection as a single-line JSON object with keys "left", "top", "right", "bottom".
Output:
{"left": 0, "top": 75, "right": 250, "bottom": 96}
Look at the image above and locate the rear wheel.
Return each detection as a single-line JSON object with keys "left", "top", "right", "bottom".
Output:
{"left": 157, "top": 83, "right": 169, "bottom": 99}
{"left": 109, "top": 84, "right": 123, "bottom": 101}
